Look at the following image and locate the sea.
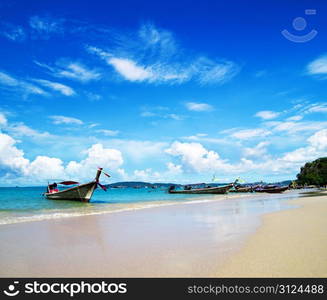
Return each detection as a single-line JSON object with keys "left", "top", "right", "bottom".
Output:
{"left": 0, "top": 186, "right": 311, "bottom": 226}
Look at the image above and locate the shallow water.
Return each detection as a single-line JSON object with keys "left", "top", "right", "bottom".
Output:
{"left": 0, "top": 186, "right": 315, "bottom": 225}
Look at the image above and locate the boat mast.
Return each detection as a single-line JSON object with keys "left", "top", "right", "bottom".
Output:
{"left": 95, "top": 168, "right": 102, "bottom": 182}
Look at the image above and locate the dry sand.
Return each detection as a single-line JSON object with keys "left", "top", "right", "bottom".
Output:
{"left": 217, "top": 194, "right": 327, "bottom": 277}
{"left": 0, "top": 192, "right": 326, "bottom": 277}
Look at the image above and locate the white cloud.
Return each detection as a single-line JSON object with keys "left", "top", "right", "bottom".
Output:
{"left": 286, "top": 115, "right": 303, "bottom": 121}
{"left": 306, "top": 104, "right": 327, "bottom": 113}
{"left": 87, "top": 23, "right": 239, "bottom": 85}
{"left": 243, "top": 142, "right": 269, "bottom": 157}
{"left": 140, "top": 106, "right": 183, "bottom": 120}
{"left": 1, "top": 121, "right": 326, "bottom": 184}
{"left": 166, "top": 162, "right": 182, "bottom": 175}
{"left": 116, "top": 168, "right": 128, "bottom": 180}
{"left": 89, "top": 49, "right": 188, "bottom": 84}
{"left": 0, "top": 71, "right": 47, "bottom": 96}
{"left": 164, "top": 131, "right": 327, "bottom": 178}
{"left": 57, "top": 62, "right": 101, "bottom": 82}
{"left": 165, "top": 141, "right": 233, "bottom": 173}
{"left": 108, "top": 57, "right": 153, "bottom": 81}
{"left": 0, "top": 23, "right": 26, "bottom": 42}
{"left": 307, "top": 54, "right": 327, "bottom": 75}
{"left": 280, "top": 129, "right": 327, "bottom": 163}
{"left": 106, "top": 140, "right": 168, "bottom": 162}
{"left": 182, "top": 134, "right": 234, "bottom": 146}
{"left": 49, "top": 115, "right": 83, "bottom": 125}
{"left": 0, "top": 131, "right": 124, "bottom": 183}
{"left": 35, "top": 60, "right": 101, "bottom": 82}
{"left": 268, "top": 121, "right": 327, "bottom": 134}
{"left": 0, "top": 133, "right": 29, "bottom": 172}
{"left": 0, "top": 114, "right": 54, "bottom": 141}
{"left": 96, "top": 129, "right": 119, "bottom": 136}
{"left": 140, "top": 111, "right": 156, "bottom": 117}
{"left": 231, "top": 128, "right": 271, "bottom": 140}
{"left": 166, "top": 113, "right": 183, "bottom": 120}
{"left": 66, "top": 144, "right": 123, "bottom": 179}
{"left": 115, "top": 162, "right": 183, "bottom": 183}
{"left": 0, "top": 117, "right": 124, "bottom": 183}
{"left": 133, "top": 168, "right": 161, "bottom": 181}
{"left": 34, "top": 79, "right": 75, "bottom": 96}
{"left": 255, "top": 110, "right": 280, "bottom": 120}
{"left": 29, "top": 15, "right": 65, "bottom": 37}
{"left": 192, "top": 56, "right": 239, "bottom": 84}
{"left": 23, "top": 84, "right": 47, "bottom": 95}
{"left": 185, "top": 102, "right": 213, "bottom": 112}
{"left": 0, "top": 112, "right": 8, "bottom": 126}
{"left": 138, "top": 23, "right": 177, "bottom": 55}
{"left": 307, "top": 129, "right": 327, "bottom": 150}
{"left": 27, "top": 156, "right": 65, "bottom": 179}
{"left": 85, "top": 92, "right": 102, "bottom": 101}
{"left": 8, "top": 124, "right": 51, "bottom": 139}
{"left": 0, "top": 71, "right": 19, "bottom": 86}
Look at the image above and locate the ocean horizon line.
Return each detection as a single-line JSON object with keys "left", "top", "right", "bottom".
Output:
{"left": 0, "top": 179, "right": 294, "bottom": 188}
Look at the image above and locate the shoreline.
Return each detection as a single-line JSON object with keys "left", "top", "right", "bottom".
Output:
{"left": 0, "top": 191, "right": 278, "bottom": 226}
{"left": 0, "top": 191, "right": 326, "bottom": 277}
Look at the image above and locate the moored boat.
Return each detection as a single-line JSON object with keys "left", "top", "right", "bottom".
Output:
{"left": 168, "top": 184, "right": 233, "bottom": 194}
{"left": 44, "top": 168, "right": 110, "bottom": 202}
{"left": 230, "top": 186, "right": 253, "bottom": 193}
{"left": 255, "top": 185, "right": 288, "bottom": 193}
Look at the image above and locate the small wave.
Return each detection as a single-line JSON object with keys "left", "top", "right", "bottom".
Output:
{"left": 0, "top": 191, "right": 299, "bottom": 226}
{"left": 0, "top": 198, "right": 206, "bottom": 225}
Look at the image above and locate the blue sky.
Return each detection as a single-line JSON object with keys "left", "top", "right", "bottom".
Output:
{"left": 0, "top": 0, "right": 327, "bottom": 186}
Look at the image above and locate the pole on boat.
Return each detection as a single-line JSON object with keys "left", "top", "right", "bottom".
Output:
{"left": 95, "top": 168, "right": 102, "bottom": 182}
{"left": 95, "top": 168, "right": 110, "bottom": 191}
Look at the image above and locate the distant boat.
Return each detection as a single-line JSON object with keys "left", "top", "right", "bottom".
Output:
{"left": 230, "top": 186, "right": 253, "bottom": 193}
{"left": 255, "top": 185, "right": 288, "bottom": 193}
{"left": 44, "top": 168, "right": 110, "bottom": 202}
{"left": 168, "top": 184, "right": 233, "bottom": 194}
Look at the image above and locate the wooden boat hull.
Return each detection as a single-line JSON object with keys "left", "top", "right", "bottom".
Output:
{"left": 45, "top": 181, "right": 97, "bottom": 202}
{"left": 255, "top": 186, "right": 288, "bottom": 193}
{"left": 168, "top": 184, "right": 233, "bottom": 194}
{"left": 230, "top": 187, "right": 253, "bottom": 193}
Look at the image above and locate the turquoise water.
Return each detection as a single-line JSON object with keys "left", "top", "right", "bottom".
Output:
{"left": 0, "top": 186, "right": 214, "bottom": 224}
{"left": 0, "top": 186, "right": 307, "bottom": 225}
{"left": 0, "top": 186, "right": 195, "bottom": 210}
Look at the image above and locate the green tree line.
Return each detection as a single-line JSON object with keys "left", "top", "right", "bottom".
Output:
{"left": 296, "top": 157, "right": 327, "bottom": 186}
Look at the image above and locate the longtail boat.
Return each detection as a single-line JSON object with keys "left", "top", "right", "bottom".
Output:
{"left": 230, "top": 186, "right": 253, "bottom": 193}
{"left": 168, "top": 184, "right": 233, "bottom": 194}
{"left": 255, "top": 185, "right": 288, "bottom": 193}
{"left": 44, "top": 168, "right": 110, "bottom": 202}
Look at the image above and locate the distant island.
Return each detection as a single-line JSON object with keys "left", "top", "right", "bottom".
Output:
{"left": 105, "top": 180, "right": 293, "bottom": 189}
{"left": 106, "top": 181, "right": 183, "bottom": 189}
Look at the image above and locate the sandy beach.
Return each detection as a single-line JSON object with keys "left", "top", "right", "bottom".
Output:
{"left": 218, "top": 192, "right": 327, "bottom": 277}
{"left": 0, "top": 191, "right": 326, "bottom": 277}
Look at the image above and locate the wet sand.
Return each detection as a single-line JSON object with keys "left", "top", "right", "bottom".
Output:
{"left": 0, "top": 191, "right": 326, "bottom": 277}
